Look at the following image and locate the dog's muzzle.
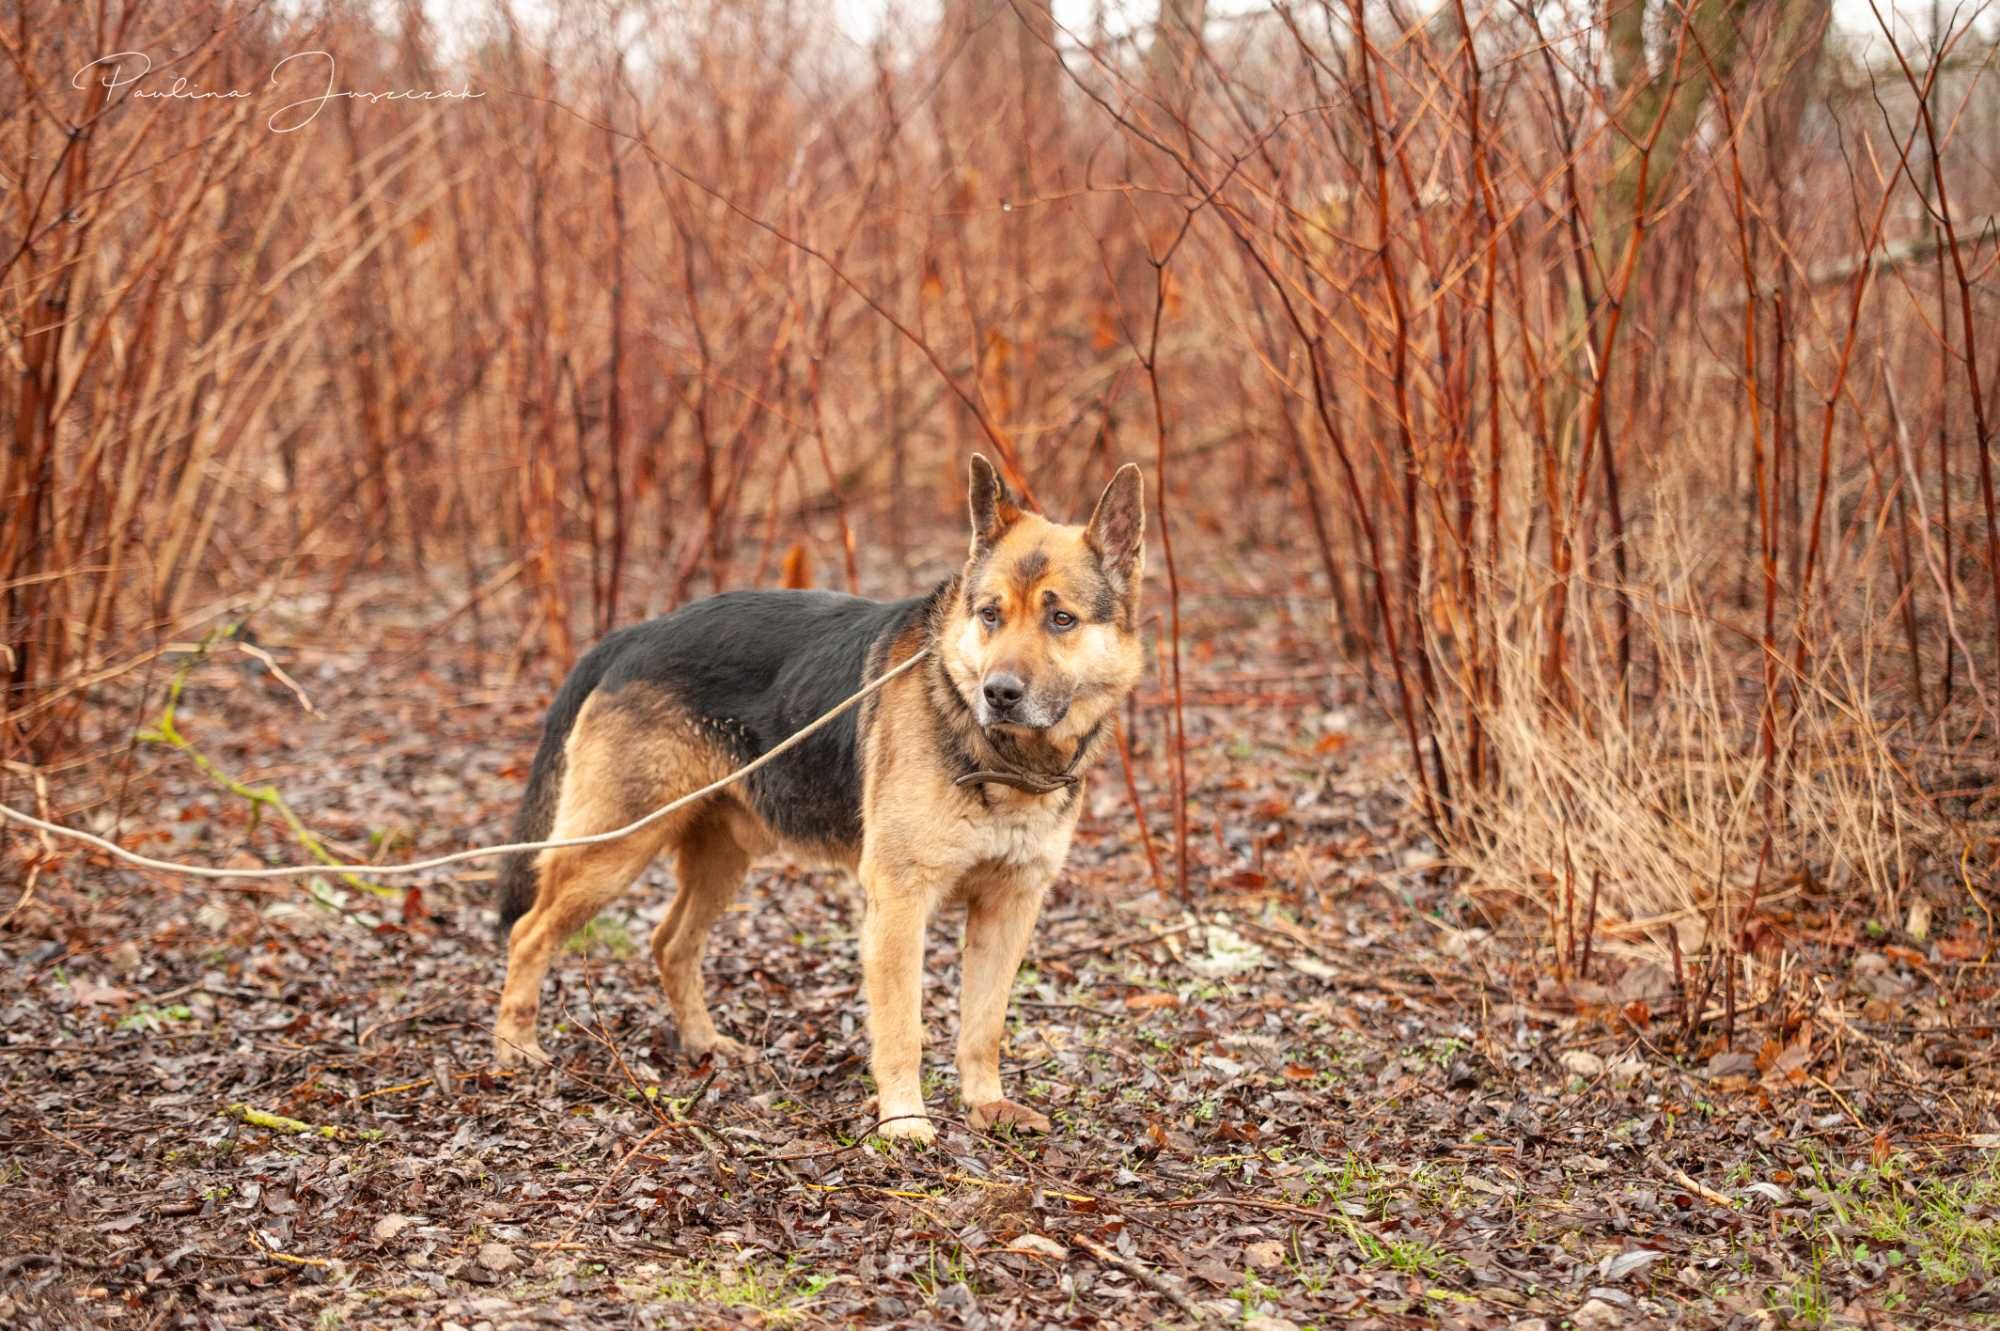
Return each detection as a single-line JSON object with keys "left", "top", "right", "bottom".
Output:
{"left": 976, "top": 672, "right": 1069, "bottom": 731}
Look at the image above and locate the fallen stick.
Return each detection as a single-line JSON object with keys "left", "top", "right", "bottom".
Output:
{"left": 226, "top": 1103, "right": 342, "bottom": 1139}
{"left": 1651, "top": 1160, "right": 1735, "bottom": 1209}
{"left": 353, "top": 1068, "right": 510, "bottom": 1103}
{"left": 1143, "top": 1193, "right": 1406, "bottom": 1252}
{"left": 249, "top": 1231, "right": 332, "bottom": 1268}
{"left": 1071, "top": 1233, "right": 1207, "bottom": 1323}
{"left": 560, "top": 1125, "right": 667, "bottom": 1246}
{"left": 1037, "top": 920, "right": 1198, "bottom": 963}
{"left": 351, "top": 1078, "right": 430, "bottom": 1103}
{"left": 358, "top": 993, "right": 462, "bottom": 1046}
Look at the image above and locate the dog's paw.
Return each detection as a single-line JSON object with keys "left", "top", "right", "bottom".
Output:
{"left": 494, "top": 1034, "right": 552, "bottom": 1069}
{"left": 688, "top": 1035, "right": 760, "bottom": 1066}
{"left": 874, "top": 1112, "right": 938, "bottom": 1145}
{"left": 968, "top": 1099, "right": 1053, "bottom": 1134}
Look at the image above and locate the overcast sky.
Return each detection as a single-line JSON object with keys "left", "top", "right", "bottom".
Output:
{"left": 399, "top": 0, "right": 1987, "bottom": 72}
{"left": 818, "top": 0, "right": 1980, "bottom": 57}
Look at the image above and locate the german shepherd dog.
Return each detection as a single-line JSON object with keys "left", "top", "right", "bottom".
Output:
{"left": 493, "top": 456, "right": 1145, "bottom": 1141}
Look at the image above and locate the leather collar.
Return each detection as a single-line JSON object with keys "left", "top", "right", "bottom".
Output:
{"left": 955, "top": 721, "right": 1103, "bottom": 796}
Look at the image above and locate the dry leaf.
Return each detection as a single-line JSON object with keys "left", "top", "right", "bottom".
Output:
{"left": 69, "top": 977, "right": 137, "bottom": 1007}
{"left": 1009, "top": 1233, "right": 1067, "bottom": 1260}
{"left": 1243, "top": 1240, "right": 1286, "bottom": 1270}
{"left": 1906, "top": 898, "right": 1932, "bottom": 942}
{"left": 1560, "top": 1050, "right": 1605, "bottom": 1077}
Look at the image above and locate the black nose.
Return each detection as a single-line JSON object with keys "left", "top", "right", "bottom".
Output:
{"left": 983, "top": 673, "right": 1026, "bottom": 713}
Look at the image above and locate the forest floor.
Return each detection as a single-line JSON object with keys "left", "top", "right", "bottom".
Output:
{"left": 2, "top": 565, "right": 1997, "bottom": 1331}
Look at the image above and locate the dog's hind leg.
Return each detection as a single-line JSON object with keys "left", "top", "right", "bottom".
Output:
{"left": 494, "top": 696, "right": 682, "bottom": 1067}
{"left": 650, "top": 813, "right": 754, "bottom": 1062}
{"left": 495, "top": 838, "right": 670, "bottom": 1066}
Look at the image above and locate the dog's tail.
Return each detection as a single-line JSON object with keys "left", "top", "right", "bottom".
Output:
{"left": 496, "top": 649, "right": 614, "bottom": 939}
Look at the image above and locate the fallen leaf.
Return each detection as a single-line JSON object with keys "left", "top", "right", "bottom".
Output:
{"left": 1560, "top": 1049, "right": 1605, "bottom": 1077}
{"left": 1598, "top": 1248, "right": 1665, "bottom": 1281}
{"left": 1705, "top": 1050, "right": 1757, "bottom": 1078}
{"left": 1189, "top": 924, "right": 1267, "bottom": 978}
{"left": 373, "top": 1214, "right": 417, "bottom": 1243}
{"left": 1244, "top": 1317, "right": 1298, "bottom": 1331}
{"left": 1008, "top": 1234, "right": 1066, "bottom": 1260}
{"left": 475, "top": 1242, "right": 519, "bottom": 1273}
{"left": 68, "top": 977, "right": 137, "bottom": 1007}
{"left": 1573, "top": 1298, "right": 1623, "bottom": 1330}
{"left": 1906, "top": 898, "right": 1931, "bottom": 942}
{"left": 779, "top": 542, "right": 813, "bottom": 590}
{"left": 1243, "top": 1240, "right": 1285, "bottom": 1270}
{"left": 1938, "top": 932, "right": 1987, "bottom": 961}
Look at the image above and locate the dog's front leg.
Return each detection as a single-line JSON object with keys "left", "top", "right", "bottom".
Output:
{"left": 859, "top": 864, "right": 937, "bottom": 1143}
{"left": 958, "top": 877, "right": 1054, "bottom": 1133}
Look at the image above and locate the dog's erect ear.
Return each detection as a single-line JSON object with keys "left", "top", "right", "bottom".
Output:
{"left": 1085, "top": 463, "right": 1145, "bottom": 598}
{"left": 967, "top": 453, "right": 1021, "bottom": 553}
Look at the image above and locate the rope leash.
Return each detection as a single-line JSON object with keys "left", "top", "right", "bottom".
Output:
{"left": 0, "top": 648, "right": 931, "bottom": 882}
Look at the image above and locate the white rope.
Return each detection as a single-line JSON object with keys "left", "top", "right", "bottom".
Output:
{"left": 0, "top": 648, "right": 930, "bottom": 882}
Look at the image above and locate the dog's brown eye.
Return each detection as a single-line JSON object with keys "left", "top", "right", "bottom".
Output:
{"left": 1049, "top": 609, "right": 1076, "bottom": 631}
{"left": 979, "top": 605, "right": 1001, "bottom": 629}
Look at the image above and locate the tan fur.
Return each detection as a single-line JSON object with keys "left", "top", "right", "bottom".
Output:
{"left": 495, "top": 458, "right": 1146, "bottom": 1143}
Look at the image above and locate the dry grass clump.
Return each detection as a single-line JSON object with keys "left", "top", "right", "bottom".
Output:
{"left": 1447, "top": 484, "right": 1984, "bottom": 983}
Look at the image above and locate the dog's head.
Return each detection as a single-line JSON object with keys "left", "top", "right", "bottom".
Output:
{"left": 942, "top": 454, "right": 1146, "bottom": 744}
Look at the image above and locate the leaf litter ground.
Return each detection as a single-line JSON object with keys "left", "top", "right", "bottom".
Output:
{"left": 2, "top": 574, "right": 1996, "bottom": 1330}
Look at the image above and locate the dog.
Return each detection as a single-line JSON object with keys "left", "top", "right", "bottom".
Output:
{"left": 492, "top": 455, "right": 1145, "bottom": 1141}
